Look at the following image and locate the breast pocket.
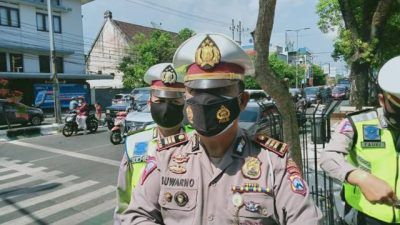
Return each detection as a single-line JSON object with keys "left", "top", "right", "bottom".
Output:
{"left": 158, "top": 188, "right": 197, "bottom": 224}
{"left": 231, "top": 193, "right": 278, "bottom": 225}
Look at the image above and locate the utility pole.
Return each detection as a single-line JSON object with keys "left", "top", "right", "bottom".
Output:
{"left": 229, "top": 19, "right": 235, "bottom": 40}
{"left": 285, "top": 27, "right": 310, "bottom": 88}
{"left": 237, "top": 21, "right": 242, "bottom": 45}
{"left": 47, "top": 0, "right": 61, "bottom": 124}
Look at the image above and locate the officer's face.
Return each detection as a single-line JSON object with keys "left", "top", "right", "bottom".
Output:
{"left": 150, "top": 95, "right": 184, "bottom": 105}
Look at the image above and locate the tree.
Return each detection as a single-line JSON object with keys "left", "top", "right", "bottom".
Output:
{"left": 311, "top": 64, "right": 326, "bottom": 86}
{"left": 254, "top": 0, "right": 303, "bottom": 169}
{"left": 316, "top": 0, "right": 400, "bottom": 108}
{"left": 119, "top": 28, "right": 195, "bottom": 88}
{"left": 245, "top": 53, "right": 305, "bottom": 89}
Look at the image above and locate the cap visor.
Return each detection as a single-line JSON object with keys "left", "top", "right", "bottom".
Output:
{"left": 185, "top": 79, "right": 238, "bottom": 89}
{"left": 151, "top": 89, "right": 184, "bottom": 99}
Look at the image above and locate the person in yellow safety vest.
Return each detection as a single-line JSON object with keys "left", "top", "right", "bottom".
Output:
{"left": 114, "top": 63, "right": 193, "bottom": 225}
{"left": 321, "top": 56, "right": 400, "bottom": 225}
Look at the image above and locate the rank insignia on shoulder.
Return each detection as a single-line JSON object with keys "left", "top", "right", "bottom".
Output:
{"left": 289, "top": 174, "right": 307, "bottom": 196}
{"left": 254, "top": 134, "right": 288, "bottom": 157}
{"left": 157, "top": 133, "right": 188, "bottom": 151}
{"left": 140, "top": 156, "right": 157, "bottom": 185}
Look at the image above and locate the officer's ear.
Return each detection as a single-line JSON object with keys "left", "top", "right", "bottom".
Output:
{"left": 378, "top": 93, "right": 385, "bottom": 108}
{"left": 239, "top": 91, "right": 249, "bottom": 111}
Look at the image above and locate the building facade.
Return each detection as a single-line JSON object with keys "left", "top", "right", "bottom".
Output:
{"left": 86, "top": 10, "right": 176, "bottom": 88}
{"left": 0, "top": 0, "right": 104, "bottom": 106}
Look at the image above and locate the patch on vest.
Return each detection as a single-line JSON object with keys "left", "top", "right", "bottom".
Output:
{"left": 361, "top": 125, "right": 386, "bottom": 148}
{"left": 140, "top": 156, "right": 157, "bottom": 185}
{"left": 127, "top": 141, "right": 149, "bottom": 163}
{"left": 254, "top": 134, "right": 288, "bottom": 157}
{"left": 157, "top": 132, "right": 188, "bottom": 151}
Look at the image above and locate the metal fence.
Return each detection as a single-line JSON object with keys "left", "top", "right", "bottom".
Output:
{"left": 259, "top": 99, "right": 344, "bottom": 224}
{"left": 299, "top": 100, "right": 343, "bottom": 225}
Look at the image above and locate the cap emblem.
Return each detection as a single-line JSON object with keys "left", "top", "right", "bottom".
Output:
{"left": 195, "top": 35, "right": 221, "bottom": 70}
{"left": 161, "top": 65, "right": 177, "bottom": 84}
{"left": 216, "top": 105, "right": 230, "bottom": 123}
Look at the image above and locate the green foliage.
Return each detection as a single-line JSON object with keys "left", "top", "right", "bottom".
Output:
{"left": 244, "top": 76, "right": 260, "bottom": 89}
{"left": 316, "top": 0, "right": 400, "bottom": 68}
{"left": 269, "top": 53, "right": 304, "bottom": 87}
{"left": 119, "top": 28, "right": 195, "bottom": 88}
{"left": 311, "top": 65, "right": 326, "bottom": 86}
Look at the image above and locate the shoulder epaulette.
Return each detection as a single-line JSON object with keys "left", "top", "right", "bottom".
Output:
{"left": 157, "top": 132, "right": 188, "bottom": 151}
{"left": 253, "top": 134, "right": 288, "bottom": 157}
{"left": 346, "top": 109, "right": 377, "bottom": 123}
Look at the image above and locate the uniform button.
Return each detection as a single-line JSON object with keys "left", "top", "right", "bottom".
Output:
{"left": 208, "top": 215, "right": 214, "bottom": 221}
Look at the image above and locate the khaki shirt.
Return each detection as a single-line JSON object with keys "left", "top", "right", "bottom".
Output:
{"left": 319, "top": 118, "right": 356, "bottom": 182}
{"left": 122, "top": 129, "right": 322, "bottom": 225}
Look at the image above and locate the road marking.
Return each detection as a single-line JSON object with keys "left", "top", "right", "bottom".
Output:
{"left": 0, "top": 171, "right": 62, "bottom": 191}
{"left": 0, "top": 171, "right": 25, "bottom": 181}
{"left": 52, "top": 199, "right": 115, "bottom": 225}
{"left": 0, "top": 175, "right": 79, "bottom": 201}
{"left": 9, "top": 141, "right": 120, "bottom": 167}
{"left": 3, "top": 185, "right": 115, "bottom": 225}
{"left": 30, "top": 143, "right": 114, "bottom": 163}
{"left": 0, "top": 180, "right": 98, "bottom": 216}
{"left": 0, "top": 168, "right": 12, "bottom": 173}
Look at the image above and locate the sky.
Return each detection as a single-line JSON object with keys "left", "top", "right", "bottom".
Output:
{"left": 82, "top": 0, "right": 347, "bottom": 76}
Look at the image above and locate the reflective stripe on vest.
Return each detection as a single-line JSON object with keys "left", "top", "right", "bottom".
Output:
{"left": 344, "top": 117, "right": 398, "bottom": 223}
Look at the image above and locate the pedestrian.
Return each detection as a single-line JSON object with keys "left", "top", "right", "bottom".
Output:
{"left": 122, "top": 33, "right": 322, "bottom": 225}
{"left": 114, "top": 63, "right": 193, "bottom": 224}
{"left": 320, "top": 56, "right": 400, "bottom": 224}
{"left": 94, "top": 102, "right": 102, "bottom": 120}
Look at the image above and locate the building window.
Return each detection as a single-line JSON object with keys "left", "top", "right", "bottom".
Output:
{"left": 0, "top": 52, "right": 6, "bottom": 72}
{"left": 39, "top": 55, "right": 64, "bottom": 73}
{"left": 0, "top": 6, "right": 20, "bottom": 27}
{"left": 9, "top": 53, "right": 23, "bottom": 72}
{"left": 36, "top": 13, "right": 61, "bottom": 33}
{"left": 40, "top": 0, "right": 61, "bottom": 6}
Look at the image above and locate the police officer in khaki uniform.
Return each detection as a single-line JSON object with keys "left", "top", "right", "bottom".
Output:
{"left": 114, "top": 63, "right": 192, "bottom": 224}
{"left": 122, "top": 33, "right": 322, "bottom": 225}
{"left": 320, "top": 56, "right": 400, "bottom": 224}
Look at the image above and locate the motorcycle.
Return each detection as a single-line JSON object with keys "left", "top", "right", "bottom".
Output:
{"left": 110, "top": 111, "right": 128, "bottom": 145}
{"left": 62, "top": 110, "right": 99, "bottom": 137}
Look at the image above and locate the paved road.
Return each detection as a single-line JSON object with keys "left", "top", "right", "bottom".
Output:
{"left": 0, "top": 127, "right": 123, "bottom": 225}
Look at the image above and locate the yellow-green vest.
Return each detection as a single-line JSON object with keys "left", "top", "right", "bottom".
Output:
{"left": 344, "top": 115, "right": 399, "bottom": 223}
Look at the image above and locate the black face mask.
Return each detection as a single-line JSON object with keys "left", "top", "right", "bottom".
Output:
{"left": 384, "top": 97, "right": 400, "bottom": 130}
{"left": 185, "top": 92, "right": 241, "bottom": 137}
{"left": 150, "top": 102, "right": 184, "bottom": 128}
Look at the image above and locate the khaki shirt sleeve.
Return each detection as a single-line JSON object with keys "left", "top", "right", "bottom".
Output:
{"left": 114, "top": 153, "right": 131, "bottom": 225}
{"left": 121, "top": 159, "right": 162, "bottom": 225}
{"left": 320, "top": 119, "right": 357, "bottom": 182}
{"left": 274, "top": 153, "right": 323, "bottom": 225}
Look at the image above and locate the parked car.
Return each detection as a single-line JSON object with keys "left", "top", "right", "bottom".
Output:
{"left": 131, "top": 87, "right": 151, "bottom": 110}
{"left": 239, "top": 101, "right": 282, "bottom": 140}
{"left": 112, "top": 94, "right": 132, "bottom": 105}
{"left": 124, "top": 105, "right": 156, "bottom": 135}
{"left": 304, "top": 86, "right": 332, "bottom": 105}
{"left": 0, "top": 99, "right": 44, "bottom": 126}
{"left": 331, "top": 85, "right": 349, "bottom": 100}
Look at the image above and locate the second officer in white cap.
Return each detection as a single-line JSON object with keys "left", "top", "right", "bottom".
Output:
{"left": 321, "top": 56, "right": 400, "bottom": 224}
{"left": 114, "top": 63, "right": 193, "bottom": 224}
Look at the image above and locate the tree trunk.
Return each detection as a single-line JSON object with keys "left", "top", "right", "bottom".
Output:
{"left": 349, "top": 62, "right": 370, "bottom": 109}
{"left": 254, "top": 0, "right": 303, "bottom": 169}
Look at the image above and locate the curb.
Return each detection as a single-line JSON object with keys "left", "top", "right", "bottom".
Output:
{"left": 0, "top": 124, "right": 63, "bottom": 141}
